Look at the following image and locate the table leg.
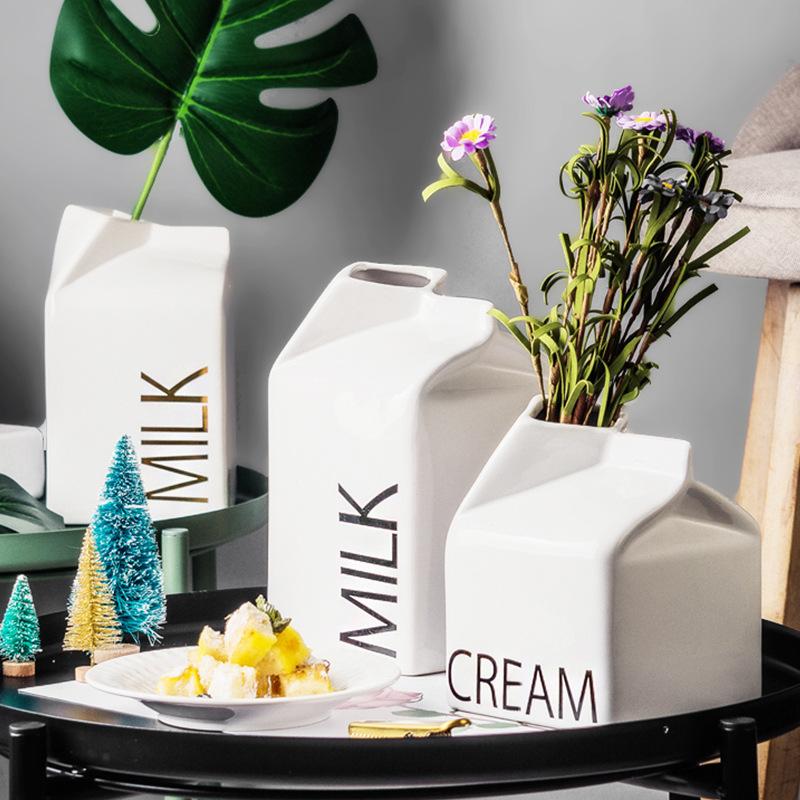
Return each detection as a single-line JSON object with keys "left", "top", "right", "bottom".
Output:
{"left": 192, "top": 550, "right": 217, "bottom": 591}
{"left": 721, "top": 717, "right": 759, "bottom": 800}
{"left": 8, "top": 721, "right": 46, "bottom": 800}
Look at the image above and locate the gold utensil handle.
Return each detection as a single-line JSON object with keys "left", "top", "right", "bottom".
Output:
{"left": 348, "top": 718, "right": 471, "bottom": 738}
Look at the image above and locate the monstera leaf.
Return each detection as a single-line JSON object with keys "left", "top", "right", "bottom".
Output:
{"left": 50, "top": 0, "right": 377, "bottom": 217}
{"left": 0, "top": 476, "right": 64, "bottom": 534}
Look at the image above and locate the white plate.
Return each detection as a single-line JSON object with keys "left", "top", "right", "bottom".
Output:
{"left": 86, "top": 646, "right": 400, "bottom": 731}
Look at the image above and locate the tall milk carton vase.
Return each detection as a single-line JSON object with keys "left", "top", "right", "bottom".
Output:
{"left": 45, "top": 205, "right": 235, "bottom": 523}
{"left": 445, "top": 399, "right": 762, "bottom": 727}
{"left": 268, "top": 263, "right": 535, "bottom": 675}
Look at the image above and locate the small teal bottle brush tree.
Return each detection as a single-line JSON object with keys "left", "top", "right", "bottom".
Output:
{"left": 92, "top": 435, "right": 166, "bottom": 644}
{"left": 0, "top": 575, "right": 41, "bottom": 677}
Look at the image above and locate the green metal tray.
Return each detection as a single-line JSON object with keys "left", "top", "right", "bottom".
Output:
{"left": 0, "top": 466, "right": 267, "bottom": 589}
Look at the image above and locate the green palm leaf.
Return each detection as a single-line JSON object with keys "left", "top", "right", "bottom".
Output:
{"left": 50, "top": 0, "right": 377, "bottom": 217}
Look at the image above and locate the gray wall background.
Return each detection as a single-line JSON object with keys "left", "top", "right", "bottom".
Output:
{"left": 1, "top": 1, "right": 798, "bottom": 798}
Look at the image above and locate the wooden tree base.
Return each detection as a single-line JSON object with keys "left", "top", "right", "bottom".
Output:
{"left": 94, "top": 643, "right": 140, "bottom": 664}
{"left": 3, "top": 661, "right": 35, "bottom": 678}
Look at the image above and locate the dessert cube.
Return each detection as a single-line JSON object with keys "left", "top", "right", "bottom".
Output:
{"left": 197, "top": 654, "right": 222, "bottom": 691}
{"left": 198, "top": 626, "right": 226, "bottom": 661}
{"left": 276, "top": 662, "right": 332, "bottom": 697}
{"left": 225, "top": 603, "right": 277, "bottom": 666}
{"left": 208, "top": 663, "right": 258, "bottom": 700}
{"left": 258, "top": 626, "right": 311, "bottom": 676}
{"left": 157, "top": 665, "right": 204, "bottom": 698}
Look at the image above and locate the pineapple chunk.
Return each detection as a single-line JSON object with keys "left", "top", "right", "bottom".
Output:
{"left": 207, "top": 662, "right": 258, "bottom": 700}
{"left": 276, "top": 662, "right": 332, "bottom": 697}
{"left": 224, "top": 603, "right": 277, "bottom": 666}
{"left": 157, "top": 665, "right": 204, "bottom": 698}
{"left": 197, "top": 626, "right": 226, "bottom": 661}
{"left": 257, "top": 626, "right": 311, "bottom": 676}
{"left": 197, "top": 654, "right": 223, "bottom": 692}
{"left": 187, "top": 647, "right": 201, "bottom": 667}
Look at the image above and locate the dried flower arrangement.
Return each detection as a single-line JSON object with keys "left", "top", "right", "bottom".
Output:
{"left": 423, "top": 86, "right": 748, "bottom": 425}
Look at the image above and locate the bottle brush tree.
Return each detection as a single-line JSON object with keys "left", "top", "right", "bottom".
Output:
{"left": 0, "top": 575, "right": 41, "bottom": 665}
{"left": 63, "top": 528, "right": 122, "bottom": 660}
{"left": 92, "top": 435, "right": 166, "bottom": 642}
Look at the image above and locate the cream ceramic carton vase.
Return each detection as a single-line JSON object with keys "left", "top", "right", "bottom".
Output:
{"left": 45, "top": 205, "right": 234, "bottom": 523}
{"left": 446, "top": 399, "right": 761, "bottom": 727}
{"left": 268, "top": 263, "right": 534, "bottom": 675}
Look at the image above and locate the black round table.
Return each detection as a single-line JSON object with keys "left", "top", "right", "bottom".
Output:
{"left": 1, "top": 588, "right": 798, "bottom": 800}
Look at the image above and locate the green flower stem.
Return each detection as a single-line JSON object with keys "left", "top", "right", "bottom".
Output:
{"left": 471, "top": 149, "right": 546, "bottom": 402}
{"left": 131, "top": 126, "right": 175, "bottom": 221}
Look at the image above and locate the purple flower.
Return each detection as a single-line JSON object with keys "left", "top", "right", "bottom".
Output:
{"left": 697, "top": 190, "right": 734, "bottom": 222}
{"left": 640, "top": 173, "right": 690, "bottom": 203}
{"left": 441, "top": 114, "right": 497, "bottom": 161}
{"left": 676, "top": 125, "right": 725, "bottom": 154}
{"left": 616, "top": 110, "right": 667, "bottom": 131}
{"left": 675, "top": 125, "right": 694, "bottom": 144}
{"left": 582, "top": 85, "right": 635, "bottom": 117}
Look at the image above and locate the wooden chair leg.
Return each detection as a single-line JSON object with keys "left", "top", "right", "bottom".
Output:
{"left": 737, "top": 281, "right": 790, "bottom": 526}
{"left": 760, "top": 449, "right": 800, "bottom": 800}
{"left": 738, "top": 281, "right": 800, "bottom": 800}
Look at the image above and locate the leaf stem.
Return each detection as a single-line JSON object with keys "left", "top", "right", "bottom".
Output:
{"left": 131, "top": 127, "right": 175, "bottom": 221}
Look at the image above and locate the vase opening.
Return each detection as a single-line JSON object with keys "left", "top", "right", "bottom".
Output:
{"left": 526, "top": 395, "right": 627, "bottom": 431}
{"left": 350, "top": 267, "right": 430, "bottom": 288}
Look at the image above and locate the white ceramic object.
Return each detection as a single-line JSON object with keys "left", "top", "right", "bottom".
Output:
{"left": 45, "top": 206, "right": 235, "bottom": 523}
{"left": 0, "top": 424, "right": 45, "bottom": 498}
{"left": 86, "top": 646, "right": 400, "bottom": 731}
{"left": 445, "top": 398, "right": 761, "bottom": 728}
{"left": 268, "top": 263, "right": 534, "bottom": 675}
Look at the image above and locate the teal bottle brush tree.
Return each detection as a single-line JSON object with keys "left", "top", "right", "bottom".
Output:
{"left": 92, "top": 436, "right": 166, "bottom": 643}
{"left": 49, "top": 0, "right": 378, "bottom": 219}
{"left": 0, "top": 575, "right": 41, "bottom": 677}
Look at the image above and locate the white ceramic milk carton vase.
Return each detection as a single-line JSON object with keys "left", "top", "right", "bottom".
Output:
{"left": 446, "top": 398, "right": 761, "bottom": 727}
{"left": 268, "top": 263, "right": 535, "bottom": 675}
{"left": 45, "top": 205, "right": 234, "bottom": 523}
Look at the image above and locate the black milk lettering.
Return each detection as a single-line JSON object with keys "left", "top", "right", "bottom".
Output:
{"left": 338, "top": 483, "right": 398, "bottom": 658}
{"left": 140, "top": 368, "right": 209, "bottom": 503}
{"left": 447, "top": 649, "right": 598, "bottom": 724}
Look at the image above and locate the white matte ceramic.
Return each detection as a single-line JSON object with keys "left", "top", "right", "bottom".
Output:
{"left": 86, "top": 646, "right": 400, "bottom": 731}
{"left": 45, "top": 206, "right": 234, "bottom": 523}
{"left": 0, "top": 424, "right": 45, "bottom": 498}
{"left": 268, "top": 263, "right": 535, "bottom": 675}
{"left": 445, "top": 397, "right": 762, "bottom": 728}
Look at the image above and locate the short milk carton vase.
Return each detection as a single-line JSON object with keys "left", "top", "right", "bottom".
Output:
{"left": 268, "top": 263, "right": 535, "bottom": 675}
{"left": 45, "top": 205, "right": 235, "bottom": 523}
{"left": 446, "top": 398, "right": 761, "bottom": 727}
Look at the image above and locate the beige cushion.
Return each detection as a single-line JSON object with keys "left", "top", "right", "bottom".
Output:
{"left": 704, "top": 150, "right": 800, "bottom": 281}
{"left": 733, "top": 65, "right": 800, "bottom": 157}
